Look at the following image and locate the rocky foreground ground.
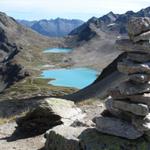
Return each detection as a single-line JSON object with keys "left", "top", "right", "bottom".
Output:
{"left": 0, "top": 97, "right": 149, "bottom": 150}
{"left": 0, "top": 99, "right": 103, "bottom": 150}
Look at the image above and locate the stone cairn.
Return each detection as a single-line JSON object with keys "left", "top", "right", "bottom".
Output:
{"left": 95, "top": 17, "right": 150, "bottom": 140}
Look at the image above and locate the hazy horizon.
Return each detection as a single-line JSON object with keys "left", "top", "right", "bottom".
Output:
{"left": 0, "top": 0, "right": 150, "bottom": 21}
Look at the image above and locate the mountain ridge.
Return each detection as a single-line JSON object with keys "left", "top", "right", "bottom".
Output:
{"left": 69, "top": 6, "right": 150, "bottom": 42}
{"left": 18, "top": 18, "right": 84, "bottom": 37}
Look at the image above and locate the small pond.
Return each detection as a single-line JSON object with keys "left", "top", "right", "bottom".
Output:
{"left": 43, "top": 48, "right": 73, "bottom": 53}
{"left": 40, "top": 68, "right": 98, "bottom": 89}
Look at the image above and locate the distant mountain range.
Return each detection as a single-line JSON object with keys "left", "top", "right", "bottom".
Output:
{"left": 18, "top": 18, "right": 84, "bottom": 37}
{"left": 69, "top": 6, "right": 150, "bottom": 42}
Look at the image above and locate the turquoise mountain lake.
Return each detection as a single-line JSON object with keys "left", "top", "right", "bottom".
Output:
{"left": 41, "top": 68, "right": 98, "bottom": 89}
{"left": 43, "top": 48, "right": 73, "bottom": 53}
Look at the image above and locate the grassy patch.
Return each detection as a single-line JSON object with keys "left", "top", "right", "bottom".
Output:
{"left": 0, "top": 110, "right": 29, "bottom": 125}
{"left": 76, "top": 98, "right": 103, "bottom": 106}
{"left": 0, "top": 77, "right": 77, "bottom": 101}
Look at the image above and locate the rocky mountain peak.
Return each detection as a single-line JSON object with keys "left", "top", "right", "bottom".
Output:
{"left": 99, "top": 11, "right": 119, "bottom": 25}
{"left": 69, "top": 6, "right": 150, "bottom": 42}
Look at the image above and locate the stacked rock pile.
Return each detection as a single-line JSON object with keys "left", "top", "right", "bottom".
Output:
{"left": 95, "top": 17, "right": 150, "bottom": 140}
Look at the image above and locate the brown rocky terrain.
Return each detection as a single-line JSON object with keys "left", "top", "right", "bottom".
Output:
{"left": 0, "top": 11, "right": 67, "bottom": 93}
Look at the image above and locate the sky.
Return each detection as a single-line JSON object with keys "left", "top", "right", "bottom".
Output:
{"left": 0, "top": 0, "right": 150, "bottom": 21}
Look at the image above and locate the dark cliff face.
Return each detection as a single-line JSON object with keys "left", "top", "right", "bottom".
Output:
{"left": 18, "top": 18, "right": 84, "bottom": 37}
{"left": 0, "top": 24, "right": 28, "bottom": 92}
{"left": 0, "top": 61, "right": 29, "bottom": 89}
{"left": 69, "top": 17, "right": 101, "bottom": 42}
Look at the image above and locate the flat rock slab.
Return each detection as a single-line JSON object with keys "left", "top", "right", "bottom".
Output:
{"left": 129, "top": 73, "right": 150, "bottom": 83}
{"left": 127, "top": 52, "right": 150, "bottom": 63}
{"left": 129, "top": 93, "right": 150, "bottom": 105}
{"left": 45, "top": 125, "right": 149, "bottom": 150}
{"left": 112, "top": 100, "right": 149, "bottom": 116}
{"left": 95, "top": 116, "right": 143, "bottom": 139}
{"left": 105, "top": 98, "right": 133, "bottom": 122}
{"left": 110, "top": 90, "right": 150, "bottom": 107}
{"left": 116, "top": 39, "right": 150, "bottom": 53}
{"left": 133, "top": 30, "right": 150, "bottom": 42}
{"left": 118, "top": 60, "right": 150, "bottom": 74}
{"left": 114, "top": 81, "right": 150, "bottom": 96}
{"left": 128, "top": 17, "right": 150, "bottom": 37}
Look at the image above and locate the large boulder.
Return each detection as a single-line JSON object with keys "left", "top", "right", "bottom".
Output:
{"left": 112, "top": 100, "right": 149, "bottom": 116}
{"left": 16, "top": 98, "right": 85, "bottom": 135}
{"left": 45, "top": 125, "right": 86, "bottom": 150}
{"left": 95, "top": 116, "right": 143, "bottom": 139}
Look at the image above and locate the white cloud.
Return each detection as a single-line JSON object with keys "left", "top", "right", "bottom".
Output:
{"left": 0, "top": 0, "right": 149, "bottom": 20}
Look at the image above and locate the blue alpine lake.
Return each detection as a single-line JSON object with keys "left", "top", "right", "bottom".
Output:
{"left": 40, "top": 68, "right": 98, "bottom": 89}
{"left": 43, "top": 48, "right": 73, "bottom": 53}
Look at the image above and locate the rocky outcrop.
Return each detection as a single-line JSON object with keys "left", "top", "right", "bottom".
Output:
{"left": 16, "top": 98, "right": 85, "bottom": 136}
{"left": 45, "top": 119, "right": 149, "bottom": 150}
{"left": 95, "top": 17, "right": 150, "bottom": 140}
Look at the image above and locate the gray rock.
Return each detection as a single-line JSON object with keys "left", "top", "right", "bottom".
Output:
{"left": 118, "top": 60, "right": 150, "bottom": 74}
{"left": 45, "top": 125, "right": 149, "bottom": 150}
{"left": 129, "top": 93, "right": 150, "bottom": 106}
{"left": 115, "top": 81, "right": 150, "bottom": 95}
{"left": 45, "top": 125, "right": 86, "bottom": 150}
{"left": 127, "top": 17, "right": 150, "bottom": 37}
{"left": 95, "top": 116, "right": 143, "bottom": 139}
{"left": 116, "top": 39, "right": 150, "bottom": 53}
{"left": 127, "top": 52, "right": 150, "bottom": 63}
{"left": 132, "top": 113, "right": 150, "bottom": 132}
{"left": 112, "top": 100, "right": 149, "bottom": 116}
{"left": 16, "top": 98, "right": 85, "bottom": 134}
{"left": 133, "top": 31, "right": 150, "bottom": 42}
{"left": 105, "top": 98, "right": 121, "bottom": 116}
{"left": 110, "top": 90, "right": 150, "bottom": 107}
{"left": 129, "top": 74, "right": 150, "bottom": 83}
{"left": 105, "top": 98, "right": 133, "bottom": 122}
